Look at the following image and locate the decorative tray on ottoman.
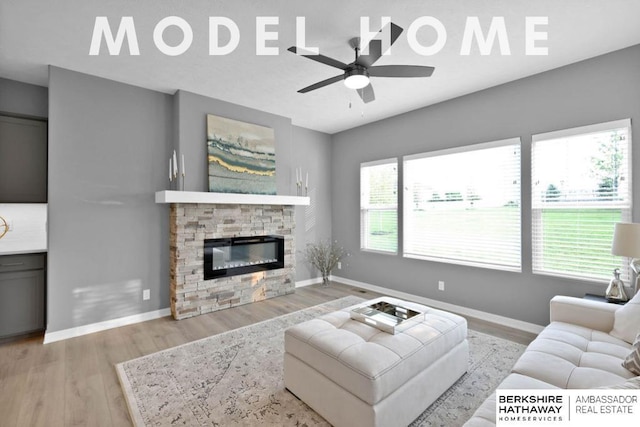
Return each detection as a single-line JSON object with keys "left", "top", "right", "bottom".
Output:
{"left": 350, "top": 300, "right": 424, "bottom": 334}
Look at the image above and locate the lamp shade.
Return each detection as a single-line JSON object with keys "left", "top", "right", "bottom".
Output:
{"left": 611, "top": 222, "right": 640, "bottom": 257}
{"left": 344, "top": 67, "right": 370, "bottom": 90}
{"left": 344, "top": 74, "right": 369, "bottom": 89}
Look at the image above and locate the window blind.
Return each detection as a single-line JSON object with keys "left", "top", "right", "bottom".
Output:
{"left": 360, "top": 159, "right": 398, "bottom": 253}
{"left": 531, "top": 119, "right": 632, "bottom": 283}
{"left": 403, "top": 138, "right": 521, "bottom": 271}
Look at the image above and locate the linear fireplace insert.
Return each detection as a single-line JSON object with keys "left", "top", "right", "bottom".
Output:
{"left": 204, "top": 235, "right": 285, "bottom": 280}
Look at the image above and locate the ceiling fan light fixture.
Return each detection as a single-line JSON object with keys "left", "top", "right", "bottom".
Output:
{"left": 344, "top": 68, "right": 370, "bottom": 90}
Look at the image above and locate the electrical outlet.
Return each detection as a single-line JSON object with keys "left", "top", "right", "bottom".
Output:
{"left": 337, "top": 262, "right": 342, "bottom": 270}
{"left": 438, "top": 281, "right": 445, "bottom": 291}
{"left": 143, "top": 289, "right": 150, "bottom": 300}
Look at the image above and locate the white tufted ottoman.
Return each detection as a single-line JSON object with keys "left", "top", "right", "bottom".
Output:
{"left": 284, "top": 297, "right": 468, "bottom": 427}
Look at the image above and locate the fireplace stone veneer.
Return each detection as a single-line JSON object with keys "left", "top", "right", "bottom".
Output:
{"left": 170, "top": 203, "right": 295, "bottom": 320}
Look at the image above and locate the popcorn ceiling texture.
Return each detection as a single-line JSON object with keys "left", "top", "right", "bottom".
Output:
{"left": 170, "top": 203, "right": 295, "bottom": 319}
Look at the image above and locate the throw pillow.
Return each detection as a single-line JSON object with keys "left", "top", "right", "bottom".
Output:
{"left": 610, "top": 290, "right": 640, "bottom": 344}
{"left": 622, "top": 333, "right": 640, "bottom": 376}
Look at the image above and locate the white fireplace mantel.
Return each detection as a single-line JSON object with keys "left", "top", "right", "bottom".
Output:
{"left": 155, "top": 190, "right": 310, "bottom": 206}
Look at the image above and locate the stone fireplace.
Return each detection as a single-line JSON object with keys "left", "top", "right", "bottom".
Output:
{"left": 169, "top": 201, "right": 296, "bottom": 320}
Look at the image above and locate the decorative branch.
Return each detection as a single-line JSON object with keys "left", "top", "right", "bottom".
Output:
{"left": 303, "top": 240, "right": 347, "bottom": 285}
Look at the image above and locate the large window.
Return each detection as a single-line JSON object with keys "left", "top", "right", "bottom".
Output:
{"left": 404, "top": 139, "right": 521, "bottom": 271}
{"left": 532, "top": 119, "right": 632, "bottom": 282}
{"left": 360, "top": 159, "right": 398, "bottom": 253}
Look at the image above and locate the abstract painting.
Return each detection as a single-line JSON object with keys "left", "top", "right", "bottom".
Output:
{"left": 206, "top": 114, "right": 276, "bottom": 195}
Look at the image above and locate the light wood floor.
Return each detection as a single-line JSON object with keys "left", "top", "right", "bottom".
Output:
{"left": 0, "top": 282, "right": 535, "bottom": 427}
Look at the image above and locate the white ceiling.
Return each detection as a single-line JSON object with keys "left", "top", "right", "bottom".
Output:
{"left": 2, "top": 1, "right": 640, "bottom": 134}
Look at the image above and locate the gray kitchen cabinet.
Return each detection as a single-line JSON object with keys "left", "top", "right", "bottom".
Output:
{"left": 0, "top": 253, "right": 45, "bottom": 338}
{"left": 0, "top": 115, "right": 47, "bottom": 203}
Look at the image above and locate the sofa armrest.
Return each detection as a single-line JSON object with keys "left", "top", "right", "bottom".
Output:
{"left": 550, "top": 296, "right": 620, "bottom": 332}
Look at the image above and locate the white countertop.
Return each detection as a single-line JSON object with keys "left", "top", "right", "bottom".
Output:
{"left": 0, "top": 249, "right": 47, "bottom": 256}
{"left": 0, "top": 204, "right": 47, "bottom": 255}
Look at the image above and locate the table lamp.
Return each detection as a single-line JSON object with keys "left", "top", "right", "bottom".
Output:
{"left": 611, "top": 222, "right": 640, "bottom": 297}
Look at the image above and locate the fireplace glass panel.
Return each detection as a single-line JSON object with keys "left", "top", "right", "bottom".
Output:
{"left": 204, "top": 235, "right": 284, "bottom": 280}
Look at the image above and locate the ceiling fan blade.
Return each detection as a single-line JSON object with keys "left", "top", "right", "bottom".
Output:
{"left": 298, "top": 74, "right": 344, "bottom": 93}
{"left": 356, "top": 40, "right": 382, "bottom": 68}
{"left": 357, "top": 84, "right": 375, "bottom": 103}
{"left": 368, "top": 65, "right": 435, "bottom": 78}
{"left": 356, "top": 22, "right": 404, "bottom": 68}
{"left": 389, "top": 22, "right": 403, "bottom": 46}
{"left": 287, "top": 46, "right": 348, "bottom": 70}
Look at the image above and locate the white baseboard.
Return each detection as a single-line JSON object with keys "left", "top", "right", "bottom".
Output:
{"left": 43, "top": 308, "right": 172, "bottom": 344}
{"left": 332, "top": 275, "right": 545, "bottom": 335}
{"left": 43, "top": 277, "right": 543, "bottom": 343}
{"left": 295, "top": 277, "right": 325, "bottom": 287}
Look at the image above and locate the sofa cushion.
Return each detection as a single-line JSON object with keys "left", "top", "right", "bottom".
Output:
{"left": 622, "top": 333, "right": 640, "bottom": 375}
{"left": 463, "top": 373, "right": 560, "bottom": 427}
{"left": 600, "top": 376, "right": 640, "bottom": 389}
{"left": 610, "top": 290, "right": 640, "bottom": 344}
{"left": 463, "top": 392, "right": 497, "bottom": 427}
{"left": 499, "top": 372, "right": 561, "bottom": 389}
{"left": 511, "top": 321, "right": 634, "bottom": 388}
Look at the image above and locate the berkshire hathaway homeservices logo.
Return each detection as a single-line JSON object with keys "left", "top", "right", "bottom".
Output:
{"left": 497, "top": 389, "right": 640, "bottom": 426}
{"left": 87, "top": 16, "right": 549, "bottom": 57}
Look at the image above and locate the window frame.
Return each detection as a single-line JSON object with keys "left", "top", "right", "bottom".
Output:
{"left": 531, "top": 118, "right": 633, "bottom": 283}
{"left": 402, "top": 137, "right": 522, "bottom": 272}
{"left": 360, "top": 157, "right": 399, "bottom": 255}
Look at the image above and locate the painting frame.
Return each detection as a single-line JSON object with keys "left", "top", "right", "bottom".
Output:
{"left": 206, "top": 114, "right": 276, "bottom": 195}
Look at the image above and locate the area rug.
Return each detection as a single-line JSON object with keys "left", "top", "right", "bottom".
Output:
{"left": 117, "top": 296, "right": 526, "bottom": 426}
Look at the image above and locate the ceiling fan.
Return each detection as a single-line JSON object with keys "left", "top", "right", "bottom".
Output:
{"left": 288, "top": 22, "right": 435, "bottom": 103}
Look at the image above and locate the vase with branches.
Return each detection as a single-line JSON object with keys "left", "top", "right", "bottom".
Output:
{"left": 303, "top": 240, "right": 346, "bottom": 286}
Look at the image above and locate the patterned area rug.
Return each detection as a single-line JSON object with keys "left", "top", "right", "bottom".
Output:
{"left": 117, "top": 296, "right": 526, "bottom": 426}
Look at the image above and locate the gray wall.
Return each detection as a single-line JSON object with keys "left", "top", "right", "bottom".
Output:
{"left": 48, "top": 67, "right": 172, "bottom": 332}
{"left": 0, "top": 77, "right": 48, "bottom": 118}
{"left": 43, "top": 69, "right": 333, "bottom": 332}
{"left": 292, "top": 126, "right": 333, "bottom": 280}
{"left": 331, "top": 44, "right": 640, "bottom": 326}
{"left": 174, "top": 90, "right": 333, "bottom": 281}
{"left": 175, "top": 90, "right": 294, "bottom": 194}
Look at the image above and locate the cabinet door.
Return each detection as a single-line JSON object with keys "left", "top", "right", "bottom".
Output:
{"left": 0, "top": 270, "right": 45, "bottom": 338}
{"left": 0, "top": 115, "right": 47, "bottom": 203}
